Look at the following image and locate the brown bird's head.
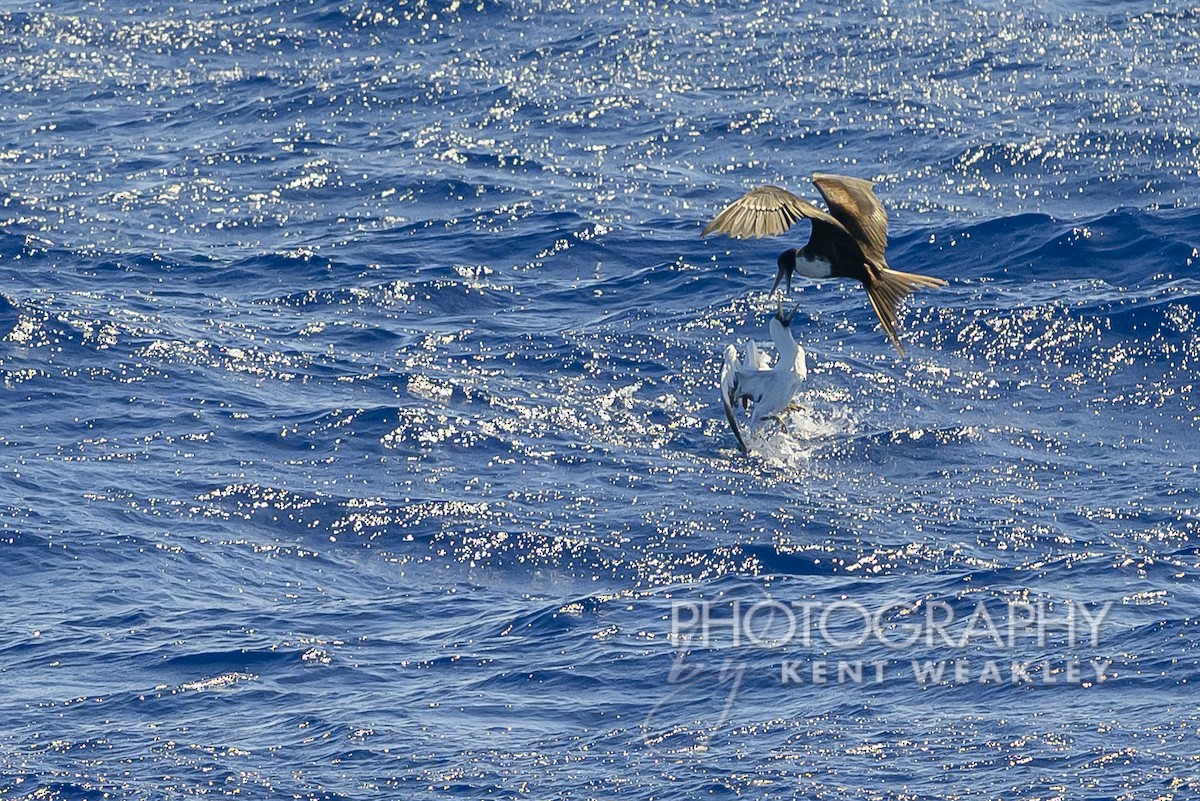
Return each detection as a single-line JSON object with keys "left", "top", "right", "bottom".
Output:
{"left": 773, "top": 249, "right": 798, "bottom": 295}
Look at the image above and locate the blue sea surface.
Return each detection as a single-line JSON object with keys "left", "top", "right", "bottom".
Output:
{"left": 2, "top": 0, "right": 1199, "bottom": 798}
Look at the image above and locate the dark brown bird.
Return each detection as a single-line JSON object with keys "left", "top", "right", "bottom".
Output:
{"left": 702, "top": 174, "right": 946, "bottom": 356}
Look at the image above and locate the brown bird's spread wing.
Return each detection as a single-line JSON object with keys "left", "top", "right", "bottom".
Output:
{"left": 702, "top": 185, "right": 850, "bottom": 240}
{"left": 811, "top": 173, "right": 889, "bottom": 260}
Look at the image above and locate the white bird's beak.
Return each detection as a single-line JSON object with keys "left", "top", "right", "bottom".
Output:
{"left": 774, "top": 300, "right": 801, "bottom": 327}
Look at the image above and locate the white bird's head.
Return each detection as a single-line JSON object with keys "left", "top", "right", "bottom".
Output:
{"left": 768, "top": 300, "right": 803, "bottom": 359}
{"left": 773, "top": 299, "right": 801, "bottom": 328}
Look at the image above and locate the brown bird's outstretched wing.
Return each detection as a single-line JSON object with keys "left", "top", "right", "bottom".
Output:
{"left": 810, "top": 173, "right": 947, "bottom": 355}
{"left": 702, "top": 185, "right": 851, "bottom": 240}
{"left": 811, "top": 173, "right": 889, "bottom": 261}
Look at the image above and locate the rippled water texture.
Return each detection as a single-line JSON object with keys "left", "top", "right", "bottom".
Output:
{"left": 2, "top": 1, "right": 1199, "bottom": 799}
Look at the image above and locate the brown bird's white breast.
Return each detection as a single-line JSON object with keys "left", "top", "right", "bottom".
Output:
{"left": 795, "top": 254, "right": 833, "bottom": 279}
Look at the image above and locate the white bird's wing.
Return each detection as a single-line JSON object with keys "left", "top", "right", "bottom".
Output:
{"left": 794, "top": 344, "right": 808, "bottom": 381}
{"left": 724, "top": 340, "right": 777, "bottom": 403}
{"left": 727, "top": 369, "right": 775, "bottom": 407}
{"left": 745, "top": 339, "right": 770, "bottom": 370}
{"left": 720, "top": 345, "right": 749, "bottom": 455}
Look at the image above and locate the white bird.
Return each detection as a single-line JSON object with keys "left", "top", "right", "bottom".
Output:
{"left": 720, "top": 303, "right": 808, "bottom": 455}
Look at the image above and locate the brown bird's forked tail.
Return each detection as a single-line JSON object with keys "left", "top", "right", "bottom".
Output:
{"left": 864, "top": 267, "right": 948, "bottom": 357}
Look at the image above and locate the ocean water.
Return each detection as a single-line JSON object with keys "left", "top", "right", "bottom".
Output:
{"left": 2, "top": 0, "right": 1199, "bottom": 798}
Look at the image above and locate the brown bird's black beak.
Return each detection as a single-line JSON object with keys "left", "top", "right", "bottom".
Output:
{"left": 773, "top": 251, "right": 796, "bottom": 296}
